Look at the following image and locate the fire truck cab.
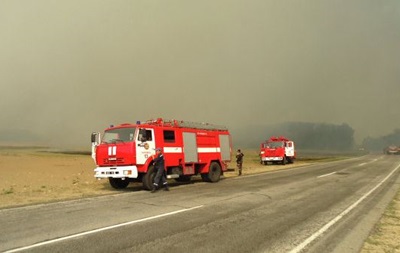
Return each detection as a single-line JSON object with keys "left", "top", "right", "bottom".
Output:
{"left": 384, "top": 145, "right": 400, "bottom": 155}
{"left": 259, "top": 136, "right": 296, "bottom": 165}
{"left": 91, "top": 118, "right": 232, "bottom": 190}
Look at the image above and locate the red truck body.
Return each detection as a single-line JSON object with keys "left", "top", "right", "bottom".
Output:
{"left": 91, "top": 118, "right": 232, "bottom": 190}
{"left": 259, "top": 136, "right": 296, "bottom": 165}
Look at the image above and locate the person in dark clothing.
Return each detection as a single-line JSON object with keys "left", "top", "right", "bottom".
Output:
{"left": 236, "top": 149, "right": 244, "bottom": 176}
{"left": 151, "top": 148, "right": 169, "bottom": 193}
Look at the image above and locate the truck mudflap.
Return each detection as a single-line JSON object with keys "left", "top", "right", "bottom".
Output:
{"left": 94, "top": 166, "right": 138, "bottom": 179}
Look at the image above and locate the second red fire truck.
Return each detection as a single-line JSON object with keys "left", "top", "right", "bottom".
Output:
{"left": 91, "top": 118, "right": 232, "bottom": 190}
{"left": 259, "top": 136, "right": 296, "bottom": 165}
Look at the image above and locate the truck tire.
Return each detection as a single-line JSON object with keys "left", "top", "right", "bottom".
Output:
{"left": 109, "top": 178, "right": 130, "bottom": 189}
{"left": 203, "top": 162, "right": 221, "bottom": 183}
{"left": 281, "top": 156, "right": 287, "bottom": 165}
{"left": 142, "top": 165, "right": 156, "bottom": 190}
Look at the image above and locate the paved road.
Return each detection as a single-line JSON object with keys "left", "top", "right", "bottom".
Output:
{"left": 1, "top": 154, "right": 400, "bottom": 253}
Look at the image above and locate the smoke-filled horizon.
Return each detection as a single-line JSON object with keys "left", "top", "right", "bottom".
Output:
{"left": 1, "top": 1, "right": 399, "bottom": 148}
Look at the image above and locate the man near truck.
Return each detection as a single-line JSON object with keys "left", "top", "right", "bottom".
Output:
{"left": 151, "top": 148, "right": 169, "bottom": 193}
{"left": 236, "top": 149, "right": 244, "bottom": 176}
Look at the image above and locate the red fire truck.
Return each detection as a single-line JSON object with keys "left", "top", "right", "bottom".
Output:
{"left": 384, "top": 145, "right": 400, "bottom": 155}
{"left": 259, "top": 136, "right": 296, "bottom": 165}
{"left": 91, "top": 118, "right": 232, "bottom": 190}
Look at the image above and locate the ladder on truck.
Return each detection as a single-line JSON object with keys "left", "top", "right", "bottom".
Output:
{"left": 146, "top": 118, "right": 228, "bottom": 131}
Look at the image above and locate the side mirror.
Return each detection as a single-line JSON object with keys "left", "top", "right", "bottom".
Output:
{"left": 91, "top": 132, "right": 100, "bottom": 161}
{"left": 91, "top": 132, "right": 100, "bottom": 144}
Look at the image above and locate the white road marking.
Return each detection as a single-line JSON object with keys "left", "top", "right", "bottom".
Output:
{"left": 288, "top": 163, "right": 400, "bottom": 253}
{"left": 359, "top": 163, "right": 367, "bottom": 166}
{"left": 4, "top": 205, "right": 204, "bottom": 253}
{"left": 317, "top": 172, "right": 337, "bottom": 178}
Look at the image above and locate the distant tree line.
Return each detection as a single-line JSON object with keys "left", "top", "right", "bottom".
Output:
{"left": 361, "top": 129, "right": 400, "bottom": 151}
{"left": 232, "top": 122, "right": 355, "bottom": 151}
{"left": 279, "top": 122, "right": 355, "bottom": 150}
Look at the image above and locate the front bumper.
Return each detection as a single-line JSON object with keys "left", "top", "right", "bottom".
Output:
{"left": 261, "top": 157, "right": 283, "bottom": 162}
{"left": 94, "top": 166, "right": 138, "bottom": 179}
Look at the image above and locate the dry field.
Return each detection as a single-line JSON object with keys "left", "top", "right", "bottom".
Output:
{"left": 0, "top": 147, "right": 116, "bottom": 208}
{"left": 0, "top": 147, "right": 309, "bottom": 209}
{"left": 0, "top": 147, "right": 399, "bottom": 252}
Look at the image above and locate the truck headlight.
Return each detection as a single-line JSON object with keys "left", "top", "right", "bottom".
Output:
{"left": 123, "top": 170, "right": 132, "bottom": 175}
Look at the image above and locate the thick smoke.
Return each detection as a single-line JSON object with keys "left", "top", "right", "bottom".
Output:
{"left": 0, "top": 0, "right": 399, "bottom": 149}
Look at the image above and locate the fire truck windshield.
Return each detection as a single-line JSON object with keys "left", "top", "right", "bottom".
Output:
{"left": 265, "top": 141, "right": 284, "bottom": 148}
{"left": 102, "top": 127, "right": 136, "bottom": 144}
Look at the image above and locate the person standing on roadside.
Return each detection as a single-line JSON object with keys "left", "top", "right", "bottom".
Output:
{"left": 151, "top": 148, "right": 169, "bottom": 193}
{"left": 236, "top": 149, "right": 244, "bottom": 176}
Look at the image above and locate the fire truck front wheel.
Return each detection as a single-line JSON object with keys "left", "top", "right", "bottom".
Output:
{"left": 108, "top": 178, "right": 130, "bottom": 189}
{"left": 202, "top": 162, "right": 221, "bottom": 183}
{"left": 142, "top": 166, "right": 156, "bottom": 191}
{"left": 281, "top": 156, "right": 287, "bottom": 165}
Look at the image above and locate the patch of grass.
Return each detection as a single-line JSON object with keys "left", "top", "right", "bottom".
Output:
{"left": 0, "top": 145, "right": 48, "bottom": 150}
{"left": 39, "top": 150, "right": 91, "bottom": 156}
{"left": 365, "top": 237, "right": 380, "bottom": 246}
{"left": 240, "top": 148, "right": 353, "bottom": 165}
{"left": 361, "top": 188, "right": 400, "bottom": 252}
{"left": 72, "top": 178, "right": 80, "bottom": 185}
{"left": 298, "top": 156, "right": 349, "bottom": 163}
{"left": 2, "top": 187, "right": 14, "bottom": 195}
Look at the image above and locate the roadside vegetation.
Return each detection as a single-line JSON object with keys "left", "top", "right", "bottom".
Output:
{"left": 360, "top": 188, "right": 400, "bottom": 252}
{"left": 237, "top": 148, "right": 365, "bottom": 167}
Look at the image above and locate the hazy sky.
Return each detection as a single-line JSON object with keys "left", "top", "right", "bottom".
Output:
{"left": 1, "top": 0, "right": 399, "bottom": 148}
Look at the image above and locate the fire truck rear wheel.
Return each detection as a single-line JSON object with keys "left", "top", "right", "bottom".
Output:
{"left": 108, "top": 178, "right": 130, "bottom": 189}
{"left": 142, "top": 165, "right": 156, "bottom": 190}
{"left": 205, "top": 162, "right": 222, "bottom": 183}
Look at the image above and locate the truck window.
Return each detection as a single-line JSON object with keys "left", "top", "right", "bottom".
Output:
{"left": 138, "top": 129, "right": 153, "bottom": 142}
{"left": 163, "top": 130, "right": 175, "bottom": 143}
{"left": 145, "top": 130, "right": 153, "bottom": 141}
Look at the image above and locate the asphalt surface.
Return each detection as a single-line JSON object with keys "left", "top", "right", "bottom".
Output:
{"left": 1, "top": 154, "right": 400, "bottom": 253}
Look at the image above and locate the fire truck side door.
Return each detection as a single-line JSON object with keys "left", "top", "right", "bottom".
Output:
{"left": 183, "top": 132, "right": 198, "bottom": 163}
{"left": 285, "top": 141, "right": 295, "bottom": 157}
{"left": 219, "top": 134, "right": 231, "bottom": 161}
{"left": 136, "top": 128, "right": 155, "bottom": 165}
